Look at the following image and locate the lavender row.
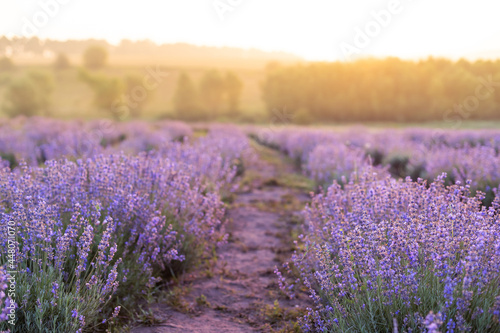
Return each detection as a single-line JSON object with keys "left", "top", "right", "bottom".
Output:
{"left": 0, "top": 121, "right": 251, "bottom": 331}
{"left": 286, "top": 169, "right": 500, "bottom": 332}
{"left": 251, "top": 127, "right": 500, "bottom": 199}
{"left": 0, "top": 117, "right": 193, "bottom": 167}
{"left": 256, "top": 126, "right": 500, "bottom": 331}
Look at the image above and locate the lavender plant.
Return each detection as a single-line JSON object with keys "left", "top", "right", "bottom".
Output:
{"left": 305, "top": 143, "right": 382, "bottom": 186}
{"left": 0, "top": 267, "right": 12, "bottom": 324}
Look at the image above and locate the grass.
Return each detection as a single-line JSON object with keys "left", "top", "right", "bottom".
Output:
{"left": 249, "top": 139, "right": 317, "bottom": 192}
{"left": 273, "top": 174, "right": 316, "bottom": 192}
{"left": 254, "top": 300, "right": 305, "bottom": 333}
{"left": 250, "top": 194, "right": 305, "bottom": 213}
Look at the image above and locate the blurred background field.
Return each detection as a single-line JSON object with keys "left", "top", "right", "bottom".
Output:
{"left": 0, "top": 64, "right": 267, "bottom": 120}
{"left": 1, "top": 37, "right": 500, "bottom": 125}
{"left": 0, "top": 39, "right": 281, "bottom": 120}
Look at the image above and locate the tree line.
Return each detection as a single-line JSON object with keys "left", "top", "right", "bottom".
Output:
{"left": 261, "top": 58, "right": 500, "bottom": 123}
{"left": 3, "top": 45, "right": 500, "bottom": 123}
{"left": 1, "top": 45, "right": 244, "bottom": 120}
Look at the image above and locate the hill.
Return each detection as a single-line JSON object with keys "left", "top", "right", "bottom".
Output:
{"left": 0, "top": 36, "right": 303, "bottom": 69}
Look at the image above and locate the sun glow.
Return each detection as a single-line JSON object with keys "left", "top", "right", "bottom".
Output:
{"left": 1, "top": 0, "right": 499, "bottom": 61}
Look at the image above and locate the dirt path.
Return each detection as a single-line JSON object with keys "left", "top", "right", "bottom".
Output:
{"left": 132, "top": 144, "right": 313, "bottom": 333}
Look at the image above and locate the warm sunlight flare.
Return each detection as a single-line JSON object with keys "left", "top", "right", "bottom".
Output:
{"left": 1, "top": 0, "right": 499, "bottom": 61}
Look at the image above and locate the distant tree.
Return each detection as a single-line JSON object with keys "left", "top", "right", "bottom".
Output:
{"left": 0, "top": 57, "right": 14, "bottom": 71}
{"left": 265, "top": 61, "right": 282, "bottom": 73}
{"left": 26, "top": 70, "right": 55, "bottom": 111}
{"left": 25, "top": 37, "right": 43, "bottom": 55}
{"left": 173, "top": 72, "right": 200, "bottom": 120}
{"left": 83, "top": 45, "right": 108, "bottom": 69}
{"left": 4, "top": 71, "right": 54, "bottom": 117}
{"left": 53, "top": 53, "right": 71, "bottom": 70}
{"left": 0, "top": 74, "right": 10, "bottom": 87}
{"left": 223, "top": 71, "right": 243, "bottom": 116}
{"left": 123, "top": 74, "right": 150, "bottom": 118}
{"left": 79, "top": 69, "right": 124, "bottom": 117}
{"left": 4, "top": 78, "right": 38, "bottom": 116}
{"left": 293, "top": 107, "right": 313, "bottom": 125}
{"left": 199, "top": 70, "right": 225, "bottom": 119}
{"left": 0, "top": 36, "right": 9, "bottom": 53}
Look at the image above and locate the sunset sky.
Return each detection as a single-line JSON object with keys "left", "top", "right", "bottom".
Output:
{"left": 0, "top": 0, "right": 499, "bottom": 61}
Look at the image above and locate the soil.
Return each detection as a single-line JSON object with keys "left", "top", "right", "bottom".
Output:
{"left": 131, "top": 146, "right": 312, "bottom": 333}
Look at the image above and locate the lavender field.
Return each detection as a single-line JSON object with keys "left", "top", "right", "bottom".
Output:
{"left": 0, "top": 118, "right": 498, "bottom": 332}
{"left": 3, "top": 1, "right": 500, "bottom": 332}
